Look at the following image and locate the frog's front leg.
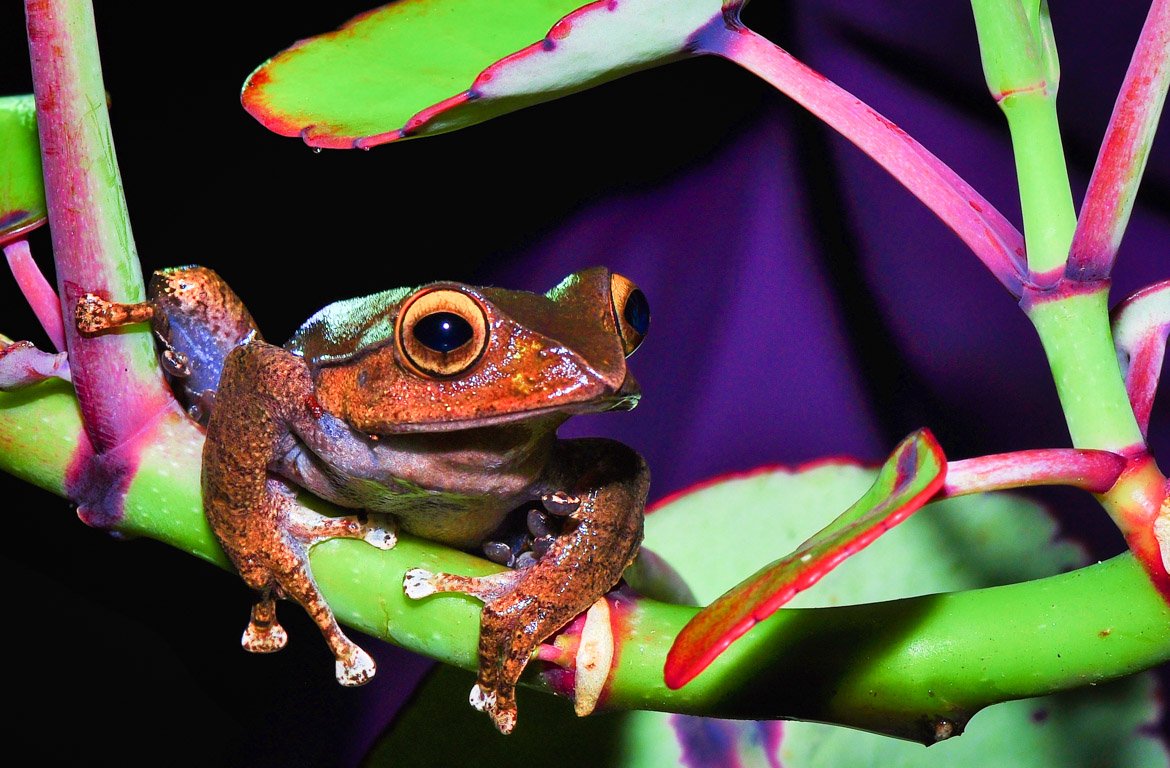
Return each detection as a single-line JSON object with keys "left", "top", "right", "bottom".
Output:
{"left": 205, "top": 341, "right": 392, "bottom": 686}
{"left": 405, "top": 439, "right": 647, "bottom": 732}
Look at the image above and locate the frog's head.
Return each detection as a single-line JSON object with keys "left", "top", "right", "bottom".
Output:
{"left": 289, "top": 267, "right": 648, "bottom": 434}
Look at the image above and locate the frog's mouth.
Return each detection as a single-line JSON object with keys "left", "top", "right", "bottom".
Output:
{"left": 365, "top": 374, "right": 641, "bottom": 434}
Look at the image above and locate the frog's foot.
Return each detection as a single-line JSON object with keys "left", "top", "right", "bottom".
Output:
{"left": 470, "top": 683, "right": 517, "bottom": 735}
{"left": 75, "top": 292, "right": 155, "bottom": 334}
{"left": 288, "top": 506, "right": 398, "bottom": 551}
{"left": 336, "top": 646, "right": 376, "bottom": 687}
{"left": 0, "top": 340, "right": 70, "bottom": 391}
{"left": 403, "top": 568, "right": 522, "bottom": 602}
{"left": 241, "top": 598, "right": 288, "bottom": 653}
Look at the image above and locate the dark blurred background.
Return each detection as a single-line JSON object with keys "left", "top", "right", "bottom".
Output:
{"left": 1, "top": 1, "right": 1167, "bottom": 765}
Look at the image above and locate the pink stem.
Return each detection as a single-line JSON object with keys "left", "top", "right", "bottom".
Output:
{"left": 1067, "top": 0, "right": 1170, "bottom": 280}
{"left": 1111, "top": 279, "right": 1170, "bottom": 438}
{"left": 25, "top": 0, "right": 171, "bottom": 453}
{"left": 702, "top": 20, "right": 1027, "bottom": 296}
{"left": 3, "top": 239, "right": 65, "bottom": 352}
{"left": 943, "top": 449, "right": 1127, "bottom": 497}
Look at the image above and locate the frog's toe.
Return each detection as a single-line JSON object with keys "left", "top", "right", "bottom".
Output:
{"left": 541, "top": 491, "right": 581, "bottom": 516}
{"left": 403, "top": 568, "right": 438, "bottom": 599}
{"left": 241, "top": 619, "right": 288, "bottom": 653}
{"left": 470, "top": 684, "right": 517, "bottom": 734}
{"left": 469, "top": 682, "right": 494, "bottom": 711}
{"left": 363, "top": 515, "right": 398, "bottom": 550}
{"left": 336, "top": 647, "right": 376, "bottom": 686}
{"left": 404, "top": 567, "right": 523, "bottom": 602}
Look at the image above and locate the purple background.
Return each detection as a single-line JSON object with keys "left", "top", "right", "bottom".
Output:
{"left": 1, "top": 1, "right": 1168, "bottom": 765}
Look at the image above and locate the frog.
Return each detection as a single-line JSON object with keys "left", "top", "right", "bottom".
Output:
{"left": 75, "top": 265, "right": 650, "bottom": 733}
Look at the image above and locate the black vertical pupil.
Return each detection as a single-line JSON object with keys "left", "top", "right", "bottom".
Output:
{"left": 623, "top": 289, "right": 650, "bottom": 336}
{"left": 413, "top": 312, "right": 473, "bottom": 352}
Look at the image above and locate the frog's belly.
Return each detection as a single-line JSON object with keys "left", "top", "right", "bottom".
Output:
{"left": 275, "top": 445, "right": 523, "bottom": 549}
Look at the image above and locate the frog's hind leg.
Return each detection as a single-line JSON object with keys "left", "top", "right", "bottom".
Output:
{"left": 265, "top": 543, "right": 377, "bottom": 687}
{"left": 227, "top": 478, "right": 378, "bottom": 686}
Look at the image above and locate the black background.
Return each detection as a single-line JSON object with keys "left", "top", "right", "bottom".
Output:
{"left": 2, "top": 2, "right": 1168, "bottom": 766}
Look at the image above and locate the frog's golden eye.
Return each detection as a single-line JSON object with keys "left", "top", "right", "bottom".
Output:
{"left": 397, "top": 289, "right": 489, "bottom": 377}
{"left": 610, "top": 273, "right": 650, "bottom": 357}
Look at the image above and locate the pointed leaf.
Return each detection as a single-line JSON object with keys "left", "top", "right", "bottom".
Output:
{"left": 664, "top": 429, "right": 946, "bottom": 689}
{"left": 0, "top": 95, "right": 46, "bottom": 247}
{"left": 1112, "top": 280, "right": 1170, "bottom": 437}
{"left": 0, "top": 339, "right": 70, "bottom": 391}
{"left": 242, "top": 0, "right": 722, "bottom": 149}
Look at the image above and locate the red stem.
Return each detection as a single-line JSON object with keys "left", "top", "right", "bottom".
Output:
{"left": 1067, "top": 0, "right": 1170, "bottom": 280}
{"left": 3, "top": 239, "right": 65, "bottom": 351}
{"left": 943, "top": 449, "right": 1127, "bottom": 496}
{"left": 24, "top": 0, "right": 170, "bottom": 452}
{"left": 702, "top": 19, "right": 1027, "bottom": 296}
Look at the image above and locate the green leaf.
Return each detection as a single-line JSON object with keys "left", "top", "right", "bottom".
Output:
{"left": 242, "top": 0, "right": 722, "bottom": 148}
{"left": 0, "top": 95, "right": 46, "bottom": 246}
{"left": 665, "top": 429, "right": 946, "bottom": 688}
{"left": 366, "top": 456, "right": 1164, "bottom": 766}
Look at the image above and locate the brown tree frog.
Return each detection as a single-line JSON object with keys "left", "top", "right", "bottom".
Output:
{"left": 76, "top": 266, "right": 650, "bottom": 733}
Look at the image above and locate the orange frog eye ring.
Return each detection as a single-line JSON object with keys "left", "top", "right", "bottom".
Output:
{"left": 396, "top": 288, "right": 490, "bottom": 377}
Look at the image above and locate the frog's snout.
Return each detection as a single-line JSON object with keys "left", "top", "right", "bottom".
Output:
{"left": 607, "top": 373, "right": 641, "bottom": 411}
{"left": 608, "top": 393, "right": 641, "bottom": 412}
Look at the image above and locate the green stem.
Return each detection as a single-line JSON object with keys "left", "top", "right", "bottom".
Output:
{"left": 971, "top": 0, "right": 1076, "bottom": 279}
{"left": 1003, "top": 95, "right": 1077, "bottom": 276}
{"left": 1027, "top": 288, "right": 1144, "bottom": 452}
{"left": 2, "top": 380, "right": 1167, "bottom": 743}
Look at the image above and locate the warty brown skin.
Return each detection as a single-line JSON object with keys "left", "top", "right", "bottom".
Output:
{"left": 79, "top": 265, "right": 651, "bottom": 731}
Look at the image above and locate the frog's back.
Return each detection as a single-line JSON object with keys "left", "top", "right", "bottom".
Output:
{"left": 284, "top": 287, "right": 412, "bottom": 365}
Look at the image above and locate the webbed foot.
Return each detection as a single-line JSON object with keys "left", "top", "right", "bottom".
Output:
{"left": 241, "top": 597, "right": 288, "bottom": 653}
{"left": 336, "top": 646, "right": 376, "bottom": 687}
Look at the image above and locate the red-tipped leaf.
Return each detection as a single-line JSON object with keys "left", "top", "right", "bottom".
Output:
{"left": 0, "top": 95, "right": 45, "bottom": 247}
{"left": 1112, "top": 279, "right": 1170, "bottom": 438}
{"left": 664, "top": 428, "right": 947, "bottom": 689}
{"left": 243, "top": 0, "right": 723, "bottom": 149}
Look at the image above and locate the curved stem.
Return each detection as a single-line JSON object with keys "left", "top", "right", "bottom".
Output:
{"left": 3, "top": 239, "right": 64, "bottom": 351}
{"left": 700, "top": 20, "right": 1027, "bottom": 296}
{"left": 1112, "top": 279, "right": 1170, "bottom": 437}
{"left": 2, "top": 381, "right": 1168, "bottom": 744}
{"left": 943, "top": 448, "right": 1127, "bottom": 496}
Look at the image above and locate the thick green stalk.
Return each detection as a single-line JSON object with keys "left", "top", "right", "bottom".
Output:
{"left": 3, "top": 380, "right": 1168, "bottom": 743}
